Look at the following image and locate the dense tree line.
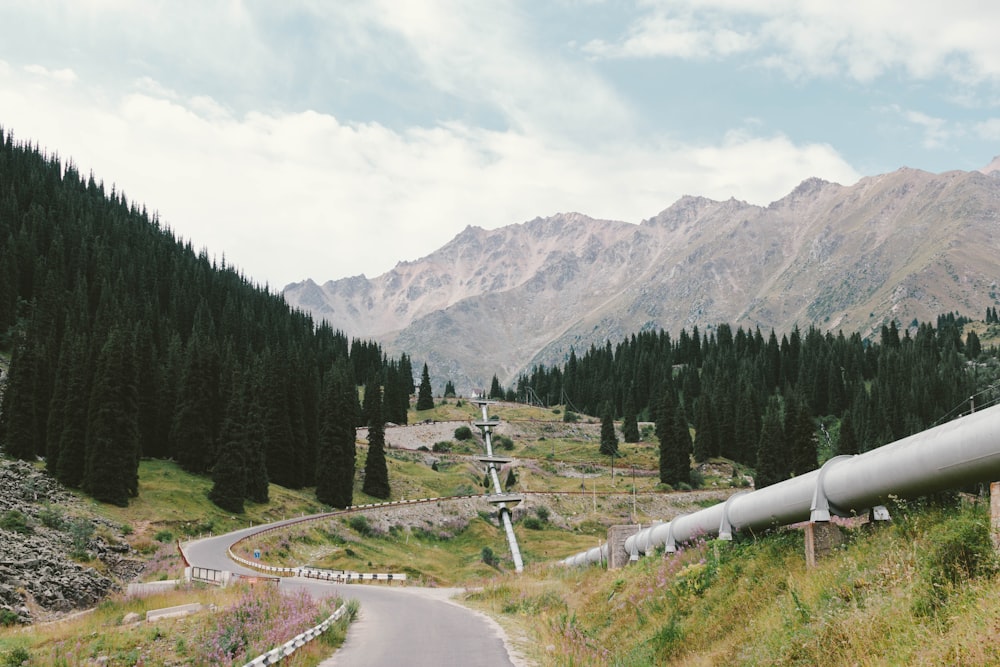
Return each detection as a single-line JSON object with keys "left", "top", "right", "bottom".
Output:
{"left": 0, "top": 129, "right": 411, "bottom": 508}
{"left": 516, "top": 316, "right": 1000, "bottom": 488}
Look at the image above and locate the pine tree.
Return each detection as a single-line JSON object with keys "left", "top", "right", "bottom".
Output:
{"left": 55, "top": 334, "right": 90, "bottom": 488}
{"left": 362, "top": 386, "right": 390, "bottom": 499}
{"left": 755, "top": 395, "right": 787, "bottom": 489}
{"left": 599, "top": 403, "right": 619, "bottom": 456}
{"left": 489, "top": 375, "right": 503, "bottom": 400}
{"left": 656, "top": 393, "right": 691, "bottom": 486}
{"left": 837, "top": 409, "right": 860, "bottom": 456}
{"left": 208, "top": 440, "right": 246, "bottom": 514}
{"left": 170, "top": 305, "right": 220, "bottom": 474}
{"left": 416, "top": 363, "right": 434, "bottom": 411}
{"left": 621, "top": 388, "right": 640, "bottom": 443}
{"left": 785, "top": 390, "right": 817, "bottom": 476}
{"left": 316, "top": 362, "right": 357, "bottom": 508}
{"left": 0, "top": 335, "right": 43, "bottom": 460}
{"left": 83, "top": 326, "right": 139, "bottom": 506}
{"left": 692, "top": 394, "right": 718, "bottom": 462}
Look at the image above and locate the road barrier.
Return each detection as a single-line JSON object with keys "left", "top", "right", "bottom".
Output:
{"left": 242, "top": 602, "right": 349, "bottom": 667}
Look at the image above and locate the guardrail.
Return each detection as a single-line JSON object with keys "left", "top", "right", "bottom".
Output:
{"left": 223, "top": 494, "right": 496, "bottom": 581}
{"left": 242, "top": 602, "right": 349, "bottom": 667}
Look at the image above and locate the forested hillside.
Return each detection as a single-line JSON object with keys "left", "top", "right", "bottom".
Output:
{"left": 0, "top": 129, "right": 411, "bottom": 508}
{"left": 512, "top": 318, "right": 1000, "bottom": 487}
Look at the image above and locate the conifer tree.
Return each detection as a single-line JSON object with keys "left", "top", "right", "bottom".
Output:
{"left": 170, "top": 305, "right": 220, "bottom": 474}
{"left": 209, "top": 440, "right": 246, "bottom": 514}
{"left": 656, "top": 393, "right": 691, "bottom": 486}
{"left": 54, "top": 334, "right": 90, "bottom": 488}
{"left": 785, "top": 390, "right": 817, "bottom": 475}
{"left": 837, "top": 409, "right": 860, "bottom": 456}
{"left": 362, "top": 385, "right": 390, "bottom": 499}
{"left": 416, "top": 363, "right": 434, "bottom": 411}
{"left": 693, "top": 394, "right": 718, "bottom": 462}
{"left": 599, "top": 403, "right": 619, "bottom": 456}
{"left": 489, "top": 375, "right": 504, "bottom": 400}
{"left": 755, "top": 395, "right": 787, "bottom": 489}
{"left": 316, "top": 362, "right": 357, "bottom": 508}
{"left": 0, "top": 336, "right": 43, "bottom": 461}
{"left": 621, "top": 388, "right": 640, "bottom": 443}
{"left": 83, "top": 326, "right": 139, "bottom": 506}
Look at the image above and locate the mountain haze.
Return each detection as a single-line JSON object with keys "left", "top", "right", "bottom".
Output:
{"left": 284, "top": 166, "right": 1000, "bottom": 392}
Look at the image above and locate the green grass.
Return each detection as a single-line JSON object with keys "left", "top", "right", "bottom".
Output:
{"left": 463, "top": 498, "right": 1000, "bottom": 666}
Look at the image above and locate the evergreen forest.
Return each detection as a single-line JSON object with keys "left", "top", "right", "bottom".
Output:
{"left": 0, "top": 129, "right": 413, "bottom": 508}
{"left": 513, "top": 317, "right": 1000, "bottom": 488}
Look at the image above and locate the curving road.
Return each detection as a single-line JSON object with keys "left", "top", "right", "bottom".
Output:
{"left": 181, "top": 514, "right": 523, "bottom": 666}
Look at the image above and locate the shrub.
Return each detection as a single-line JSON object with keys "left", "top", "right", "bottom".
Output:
{"left": 535, "top": 506, "right": 550, "bottom": 522}
{"left": 38, "top": 505, "right": 66, "bottom": 530}
{"left": 0, "top": 510, "right": 31, "bottom": 534}
{"left": 70, "top": 518, "right": 95, "bottom": 559}
{"left": 1, "top": 647, "right": 30, "bottom": 666}
{"left": 481, "top": 546, "right": 498, "bottom": 567}
{"left": 348, "top": 515, "right": 374, "bottom": 537}
{"left": 0, "top": 610, "right": 22, "bottom": 627}
{"left": 523, "top": 517, "right": 544, "bottom": 530}
{"left": 495, "top": 435, "right": 514, "bottom": 450}
{"left": 454, "top": 426, "right": 474, "bottom": 441}
{"left": 154, "top": 529, "right": 174, "bottom": 543}
{"left": 432, "top": 441, "right": 452, "bottom": 453}
{"left": 563, "top": 411, "right": 579, "bottom": 423}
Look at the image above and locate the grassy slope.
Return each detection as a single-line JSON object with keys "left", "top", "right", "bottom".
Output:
{"left": 464, "top": 499, "right": 1000, "bottom": 666}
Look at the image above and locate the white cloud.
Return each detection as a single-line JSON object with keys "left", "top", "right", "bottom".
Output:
{"left": 585, "top": 1, "right": 1000, "bottom": 84}
{"left": 23, "top": 64, "right": 78, "bottom": 83}
{"left": 879, "top": 104, "right": 964, "bottom": 150}
{"left": 0, "top": 63, "right": 859, "bottom": 288}
{"left": 975, "top": 119, "right": 1000, "bottom": 141}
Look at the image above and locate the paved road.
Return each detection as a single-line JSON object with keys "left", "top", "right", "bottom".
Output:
{"left": 181, "top": 516, "right": 522, "bottom": 666}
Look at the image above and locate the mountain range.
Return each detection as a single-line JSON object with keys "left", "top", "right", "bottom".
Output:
{"left": 283, "top": 162, "right": 1000, "bottom": 393}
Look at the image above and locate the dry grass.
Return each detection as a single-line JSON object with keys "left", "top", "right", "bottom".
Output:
{"left": 0, "top": 582, "right": 353, "bottom": 667}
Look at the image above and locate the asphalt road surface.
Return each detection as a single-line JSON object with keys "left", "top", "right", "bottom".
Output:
{"left": 181, "top": 518, "right": 522, "bottom": 666}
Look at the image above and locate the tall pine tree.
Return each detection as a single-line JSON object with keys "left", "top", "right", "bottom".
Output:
{"left": 362, "top": 385, "right": 390, "bottom": 499}
{"left": 599, "top": 402, "right": 619, "bottom": 456}
{"left": 415, "top": 363, "right": 434, "bottom": 411}
{"left": 316, "top": 362, "right": 357, "bottom": 508}
{"left": 83, "top": 326, "right": 139, "bottom": 506}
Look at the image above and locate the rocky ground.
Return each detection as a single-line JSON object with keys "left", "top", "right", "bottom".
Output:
{"left": 0, "top": 458, "right": 142, "bottom": 625}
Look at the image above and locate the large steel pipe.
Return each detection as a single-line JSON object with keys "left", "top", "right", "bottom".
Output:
{"left": 565, "top": 402, "right": 1000, "bottom": 566}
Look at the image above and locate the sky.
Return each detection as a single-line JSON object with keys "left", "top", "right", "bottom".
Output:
{"left": 1, "top": 1, "right": 999, "bottom": 290}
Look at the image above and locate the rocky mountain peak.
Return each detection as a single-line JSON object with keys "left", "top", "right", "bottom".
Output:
{"left": 284, "top": 165, "right": 1000, "bottom": 393}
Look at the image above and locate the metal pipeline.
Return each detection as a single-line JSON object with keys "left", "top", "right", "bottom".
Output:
{"left": 476, "top": 400, "right": 525, "bottom": 572}
{"left": 564, "top": 401, "right": 1000, "bottom": 565}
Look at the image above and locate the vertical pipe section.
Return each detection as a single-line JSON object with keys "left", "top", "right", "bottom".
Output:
{"left": 476, "top": 400, "right": 524, "bottom": 572}
{"left": 564, "top": 401, "right": 1000, "bottom": 566}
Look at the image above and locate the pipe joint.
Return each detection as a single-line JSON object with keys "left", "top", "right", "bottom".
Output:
{"left": 811, "top": 455, "right": 854, "bottom": 522}
{"left": 719, "top": 491, "right": 750, "bottom": 540}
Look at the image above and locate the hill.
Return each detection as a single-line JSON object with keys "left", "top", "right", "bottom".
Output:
{"left": 284, "top": 166, "right": 1000, "bottom": 390}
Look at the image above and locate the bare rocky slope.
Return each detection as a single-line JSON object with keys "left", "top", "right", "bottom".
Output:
{"left": 0, "top": 458, "right": 141, "bottom": 624}
{"left": 284, "top": 165, "right": 1000, "bottom": 392}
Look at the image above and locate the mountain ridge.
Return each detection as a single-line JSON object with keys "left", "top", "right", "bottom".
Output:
{"left": 284, "top": 165, "right": 1000, "bottom": 392}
